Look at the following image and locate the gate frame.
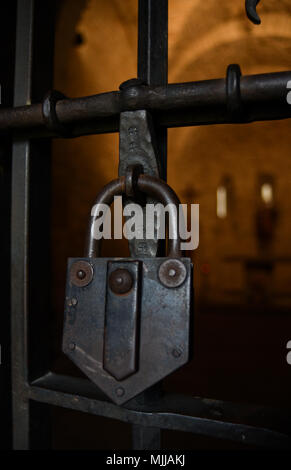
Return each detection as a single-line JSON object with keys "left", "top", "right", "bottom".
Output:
{"left": 10, "top": 0, "right": 291, "bottom": 449}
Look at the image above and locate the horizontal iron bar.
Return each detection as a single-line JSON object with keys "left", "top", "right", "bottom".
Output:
{"left": 29, "top": 372, "right": 291, "bottom": 449}
{"left": 1, "top": 71, "right": 291, "bottom": 138}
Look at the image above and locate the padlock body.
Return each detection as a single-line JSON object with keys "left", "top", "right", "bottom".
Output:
{"left": 62, "top": 257, "right": 193, "bottom": 405}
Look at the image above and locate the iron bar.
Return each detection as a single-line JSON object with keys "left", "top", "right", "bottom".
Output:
{"left": 28, "top": 373, "right": 291, "bottom": 450}
{"left": 11, "top": 0, "right": 55, "bottom": 449}
{"left": 11, "top": 0, "right": 34, "bottom": 450}
{"left": 131, "top": 0, "right": 169, "bottom": 450}
{"left": 1, "top": 71, "right": 291, "bottom": 138}
{"left": 138, "top": 0, "right": 168, "bottom": 87}
{"left": 137, "top": 0, "right": 168, "bottom": 179}
{"left": 0, "top": 0, "right": 16, "bottom": 450}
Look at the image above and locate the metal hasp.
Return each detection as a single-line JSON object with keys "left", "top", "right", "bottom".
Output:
{"left": 119, "top": 106, "right": 161, "bottom": 257}
{"left": 62, "top": 173, "right": 193, "bottom": 405}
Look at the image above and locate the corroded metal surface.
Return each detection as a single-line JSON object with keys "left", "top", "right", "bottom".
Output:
{"left": 86, "top": 173, "right": 182, "bottom": 259}
{"left": 104, "top": 261, "right": 141, "bottom": 380}
{"left": 62, "top": 256, "right": 193, "bottom": 405}
{"left": 2, "top": 71, "right": 291, "bottom": 137}
{"left": 119, "top": 110, "right": 161, "bottom": 258}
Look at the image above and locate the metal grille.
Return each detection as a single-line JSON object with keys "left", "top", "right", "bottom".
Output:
{"left": 8, "top": 0, "right": 291, "bottom": 449}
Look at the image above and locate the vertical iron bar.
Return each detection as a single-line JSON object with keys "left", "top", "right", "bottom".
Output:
{"left": 133, "top": 0, "right": 168, "bottom": 450}
{"left": 138, "top": 0, "right": 168, "bottom": 180}
{"left": 132, "top": 425, "right": 161, "bottom": 450}
{"left": 11, "top": 0, "right": 55, "bottom": 449}
{"left": 0, "top": 0, "right": 17, "bottom": 450}
{"left": 11, "top": 0, "right": 34, "bottom": 449}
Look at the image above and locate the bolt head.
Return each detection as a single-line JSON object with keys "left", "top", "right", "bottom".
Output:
{"left": 115, "top": 387, "right": 125, "bottom": 397}
{"left": 77, "top": 270, "right": 86, "bottom": 280}
{"left": 70, "top": 261, "right": 93, "bottom": 287}
{"left": 109, "top": 268, "right": 133, "bottom": 295}
{"left": 158, "top": 259, "right": 187, "bottom": 288}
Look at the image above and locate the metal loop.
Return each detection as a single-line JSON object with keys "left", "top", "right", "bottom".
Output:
{"left": 245, "top": 0, "right": 261, "bottom": 25}
{"left": 125, "top": 164, "right": 144, "bottom": 198}
{"left": 42, "top": 90, "right": 71, "bottom": 137}
{"left": 86, "top": 173, "right": 183, "bottom": 259}
{"left": 226, "top": 64, "right": 244, "bottom": 122}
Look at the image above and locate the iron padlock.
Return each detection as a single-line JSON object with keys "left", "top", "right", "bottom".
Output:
{"left": 62, "top": 173, "right": 193, "bottom": 405}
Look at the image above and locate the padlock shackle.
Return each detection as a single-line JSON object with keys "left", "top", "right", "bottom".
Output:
{"left": 138, "top": 175, "right": 182, "bottom": 258}
{"left": 86, "top": 177, "right": 125, "bottom": 258}
{"left": 86, "top": 174, "right": 183, "bottom": 258}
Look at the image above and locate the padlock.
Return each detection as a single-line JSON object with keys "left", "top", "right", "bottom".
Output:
{"left": 62, "top": 171, "right": 193, "bottom": 405}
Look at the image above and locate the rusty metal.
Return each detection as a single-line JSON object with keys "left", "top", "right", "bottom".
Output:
{"left": 119, "top": 111, "right": 160, "bottom": 182}
{"left": 2, "top": 70, "right": 291, "bottom": 137}
{"left": 125, "top": 164, "right": 144, "bottom": 201}
{"left": 69, "top": 260, "right": 93, "bottom": 288}
{"left": 108, "top": 268, "right": 134, "bottom": 295}
{"left": 63, "top": 169, "right": 192, "bottom": 404}
{"left": 104, "top": 260, "right": 141, "bottom": 380}
{"left": 10, "top": 0, "right": 291, "bottom": 451}
{"left": 87, "top": 173, "right": 182, "bottom": 259}
{"left": 119, "top": 110, "right": 161, "bottom": 258}
{"left": 158, "top": 259, "right": 187, "bottom": 289}
{"left": 62, "top": 255, "right": 193, "bottom": 405}
{"left": 42, "top": 90, "right": 71, "bottom": 137}
{"left": 86, "top": 177, "right": 125, "bottom": 258}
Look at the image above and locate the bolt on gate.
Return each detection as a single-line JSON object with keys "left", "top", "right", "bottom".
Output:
{"left": 6, "top": 0, "right": 291, "bottom": 449}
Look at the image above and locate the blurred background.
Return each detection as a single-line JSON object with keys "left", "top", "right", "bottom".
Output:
{"left": 49, "top": 0, "right": 291, "bottom": 449}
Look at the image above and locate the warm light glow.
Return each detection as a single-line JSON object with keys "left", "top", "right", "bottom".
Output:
{"left": 217, "top": 186, "right": 227, "bottom": 218}
{"left": 261, "top": 183, "right": 273, "bottom": 205}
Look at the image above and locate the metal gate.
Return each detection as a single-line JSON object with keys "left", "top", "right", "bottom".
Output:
{"left": 5, "top": 0, "right": 291, "bottom": 449}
